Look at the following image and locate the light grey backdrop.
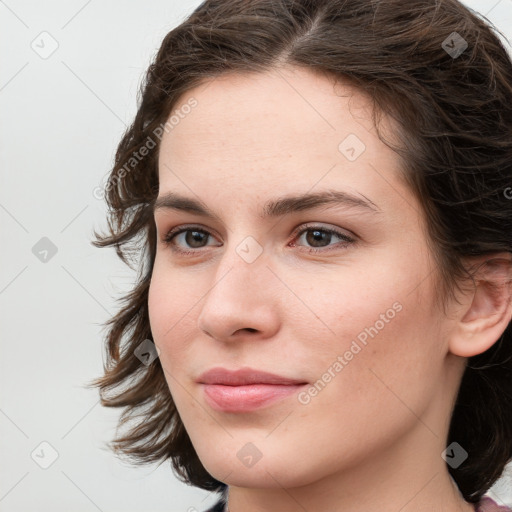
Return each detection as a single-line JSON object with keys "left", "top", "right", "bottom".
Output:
{"left": 1, "top": 1, "right": 511, "bottom": 511}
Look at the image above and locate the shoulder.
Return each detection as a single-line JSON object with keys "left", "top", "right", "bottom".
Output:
{"left": 475, "top": 496, "right": 512, "bottom": 511}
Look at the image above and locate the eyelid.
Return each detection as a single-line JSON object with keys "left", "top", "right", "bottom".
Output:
{"left": 290, "top": 222, "right": 355, "bottom": 242}
{"left": 162, "top": 224, "right": 222, "bottom": 247}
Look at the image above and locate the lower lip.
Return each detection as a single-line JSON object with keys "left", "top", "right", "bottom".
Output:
{"left": 202, "top": 383, "right": 306, "bottom": 412}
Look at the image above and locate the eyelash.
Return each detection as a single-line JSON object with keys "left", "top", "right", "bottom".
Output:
{"left": 161, "top": 223, "right": 355, "bottom": 256}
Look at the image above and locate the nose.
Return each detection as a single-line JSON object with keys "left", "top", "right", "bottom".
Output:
{"left": 196, "top": 244, "right": 281, "bottom": 343}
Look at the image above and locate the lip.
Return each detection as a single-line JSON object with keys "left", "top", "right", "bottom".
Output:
{"left": 197, "top": 367, "right": 308, "bottom": 412}
{"left": 197, "top": 367, "right": 307, "bottom": 386}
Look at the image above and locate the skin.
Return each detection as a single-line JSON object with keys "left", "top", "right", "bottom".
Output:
{"left": 148, "top": 65, "right": 512, "bottom": 512}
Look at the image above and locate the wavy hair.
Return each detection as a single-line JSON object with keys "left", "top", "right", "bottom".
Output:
{"left": 87, "top": 0, "right": 512, "bottom": 503}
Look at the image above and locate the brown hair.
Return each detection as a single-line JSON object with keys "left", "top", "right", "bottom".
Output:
{"left": 87, "top": 0, "right": 512, "bottom": 503}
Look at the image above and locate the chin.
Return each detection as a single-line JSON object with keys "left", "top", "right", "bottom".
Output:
{"left": 199, "top": 451, "right": 318, "bottom": 490}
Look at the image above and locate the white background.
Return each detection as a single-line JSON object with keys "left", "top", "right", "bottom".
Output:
{"left": 1, "top": 1, "right": 512, "bottom": 511}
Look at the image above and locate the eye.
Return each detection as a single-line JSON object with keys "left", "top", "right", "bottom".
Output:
{"left": 290, "top": 224, "right": 355, "bottom": 253}
{"left": 161, "top": 223, "right": 356, "bottom": 256}
{"left": 162, "top": 225, "right": 220, "bottom": 255}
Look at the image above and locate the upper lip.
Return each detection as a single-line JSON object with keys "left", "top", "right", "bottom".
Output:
{"left": 197, "top": 367, "right": 307, "bottom": 386}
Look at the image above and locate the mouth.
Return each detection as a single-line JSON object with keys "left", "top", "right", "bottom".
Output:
{"left": 197, "top": 367, "right": 308, "bottom": 412}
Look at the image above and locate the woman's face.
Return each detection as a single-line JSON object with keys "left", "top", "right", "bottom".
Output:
{"left": 149, "top": 66, "right": 464, "bottom": 489}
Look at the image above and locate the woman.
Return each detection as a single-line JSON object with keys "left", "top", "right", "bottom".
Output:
{"left": 88, "top": 0, "right": 512, "bottom": 511}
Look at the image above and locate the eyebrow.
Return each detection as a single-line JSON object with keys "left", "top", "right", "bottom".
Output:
{"left": 153, "top": 189, "right": 381, "bottom": 221}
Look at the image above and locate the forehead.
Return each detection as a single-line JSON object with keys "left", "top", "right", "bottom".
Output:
{"left": 160, "top": 66, "right": 376, "bottom": 160}
{"left": 156, "top": 66, "right": 412, "bottom": 220}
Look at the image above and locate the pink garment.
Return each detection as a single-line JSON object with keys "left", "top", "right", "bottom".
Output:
{"left": 475, "top": 497, "right": 512, "bottom": 511}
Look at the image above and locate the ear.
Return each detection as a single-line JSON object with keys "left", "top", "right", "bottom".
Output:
{"left": 449, "top": 253, "right": 512, "bottom": 358}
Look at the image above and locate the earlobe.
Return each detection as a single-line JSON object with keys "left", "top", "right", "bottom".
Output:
{"left": 449, "top": 254, "right": 512, "bottom": 358}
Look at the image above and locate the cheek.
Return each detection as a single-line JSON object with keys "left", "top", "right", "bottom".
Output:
{"left": 147, "top": 266, "right": 169, "bottom": 346}
{"left": 147, "top": 260, "right": 194, "bottom": 366}
{"left": 289, "top": 299, "right": 442, "bottom": 473}
{"left": 147, "top": 272, "right": 199, "bottom": 411}
{"left": 298, "top": 257, "right": 442, "bottom": 410}
{"left": 323, "top": 292, "right": 442, "bottom": 429}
